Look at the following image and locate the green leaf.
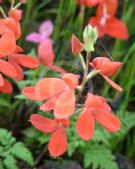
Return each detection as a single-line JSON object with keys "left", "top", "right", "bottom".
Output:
{"left": 0, "top": 98, "right": 11, "bottom": 107}
{"left": 84, "top": 143, "right": 118, "bottom": 169}
{"left": 11, "top": 142, "right": 34, "bottom": 166}
{"left": 3, "top": 155, "right": 18, "bottom": 169}
{"left": 0, "top": 160, "right": 4, "bottom": 169}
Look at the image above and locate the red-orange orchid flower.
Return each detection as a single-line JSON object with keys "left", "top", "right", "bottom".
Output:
{"left": 77, "top": 0, "right": 103, "bottom": 7}
{"left": 23, "top": 73, "right": 80, "bottom": 119}
{"left": 0, "top": 27, "right": 16, "bottom": 58}
{"left": 71, "top": 34, "right": 84, "bottom": 55}
{"left": 8, "top": 47, "right": 39, "bottom": 81}
{"left": 3, "top": 17, "right": 21, "bottom": 40}
{"left": 90, "top": 57, "right": 123, "bottom": 92}
{"left": 30, "top": 114, "right": 70, "bottom": 157}
{"left": 89, "top": 0, "right": 129, "bottom": 39}
{"left": 9, "top": 9, "right": 23, "bottom": 22}
{"left": 76, "top": 93, "right": 121, "bottom": 140}
{"left": 0, "top": 14, "right": 22, "bottom": 58}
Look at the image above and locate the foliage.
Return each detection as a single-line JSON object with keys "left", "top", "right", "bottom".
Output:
{"left": 67, "top": 111, "right": 135, "bottom": 169}
{"left": 0, "top": 128, "right": 34, "bottom": 169}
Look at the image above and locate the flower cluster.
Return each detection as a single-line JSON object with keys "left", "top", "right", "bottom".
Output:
{"left": 26, "top": 20, "right": 66, "bottom": 74}
{"left": 77, "top": 0, "right": 129, "bottom": 39}
{"left": 0, "top": 1, "right": 39, "bottom": 93}
{"left": 23, "top": 25, "right": 122, "bottom": 157}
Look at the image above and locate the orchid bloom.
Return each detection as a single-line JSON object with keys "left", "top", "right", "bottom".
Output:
{"left": 0, "top": 19, "right": 17, "bottom": 58}
{"left": 8, "top": 46, "right": 39, "bottom": 81}
{"left": 26, "top": 20, "right": 53, "bottom": 43}
{"left": 89, "top": 0, "right": 129, "bottom": 39}
{"left": 0, "top": 11, "right": 39, "bottom": 93}
{"left": 90, "top": 57, "right": 123, "bottom": 92}
{"left": 30, "top": 114, "right": 70, "bottom": 157}
{"left": 26, "top": 20, "right": 66, "bottom": 74}
{"left": 23, "top": 73, "right": 80, "bottom": 119}
{"left": 76, "top": 0, "right": 103, "bottom": 7}
{"left": 76, "top": 93, "right": 121, "bottom": 141}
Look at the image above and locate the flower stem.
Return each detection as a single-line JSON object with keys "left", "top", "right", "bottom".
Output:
{"left": 12, "top": 2, "right": 22, "bottom": 10}
{"left": 0, "top": 7, "right": 7, "bottom": 18}
{"left": 79, "top": 53, "right": 86, "bottom": 70}
{"left": 33, "top": 144, "right": 48, "bottom": 168}
{"left": 76, "top": 52, "right": 90, "bottom": 103}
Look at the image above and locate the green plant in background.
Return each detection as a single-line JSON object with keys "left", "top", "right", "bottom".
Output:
{"left": 0, "top": 129, "right": 34, "bottom": 169}
{"left": 67, "top": 111, "right": 135, "bottom": 169}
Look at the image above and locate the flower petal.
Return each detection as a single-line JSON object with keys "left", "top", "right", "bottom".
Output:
{"left": 0, "top": 30, "right": 16, "bottom": 56}
{"left": 106, "top": 18, "right": 129, "bottom": 40}
{"left": 13, "top": 54, "right": 39, "bottom": 68}
{"left": 77, "top": 0, "right": 102, "bottom": 7}
{"left": 48, "top": 65, "right": 66, "bottom": 75}
{"left": 102, "top": 75, "right": 123, "bottom": 92}
{"left": 97, "top": 0, "right": 118, "bottom": 17}
{"left": 71, "top": 34, "right": 84, "bottom": 55}
{"left": 0, "top": 74, "right": 4, "bottom": 86}
{"left": 4, "top": 18, "right": 21, "bottom": 40}
{"left": 39, "top": 20, "right": 53, "bottom": 38}
{"left": 9, "top": 9, "right": 22, "bottom": 21}
{"left": 30, "top": 114, "right": 57, "bottom": 133}
{"left": 48, "top": 127, "right": 67, "bottom": 157}
{"left": 62, "top": 73, "right": 80, "bottom": 89}
{"left": 76, "top": 108, "right": 95, "bottom": 141}
{"left": 35, "top": 78, "right": 67, "bottom": 100}
{"left": 38, "top": 39, "right": 55, "bottom": 66}
{"left": 26, "top": 32, "right": 43, "bottom": 43}
{"left": 0, "top": 79, "right": 13, "bottom": 94}
{"left": 8, "top": 57, "right": 24, "bottom": 81}
{"left": 40, "top": 96, "right": 58, "bottom": 112}
{"left": 54, "top": 89, "right": 75, "bottom": 119}
{"left": 89, "top": 17, "right": 105, "bottom": 37}
{"left": 92, "top": 108, "right": 121, "bottom": 132}
{"left": 22, "top": 86, "right": 38, "bottom": 100}
{"left": 0, "top": 59, "right": 17, "bottom": 78}
{"left": 100, "top": 62, "right": 122, "bottom": 77}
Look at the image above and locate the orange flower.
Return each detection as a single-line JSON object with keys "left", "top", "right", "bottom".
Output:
{"left": 76, "top": 93, "right": 121, "bottom": 141}
{"left": 0, "top": 25, "right": 16, "bottom": 58}
{"left": 89, "top": 0, "right": 129, "bottom": 39}
{"left": 23, "top": 73, "right": 80, "bottom": 119}
{"left": 8, "top": 47, "right": 39, "bottom": 81}
{"left": 3, "top": 17, "right": 21, "bottom": 40}
{"left": 77, "top": 0, "right": 103, "bottom": 7}
{"left": 30, "top": 114, "right": 70, "bottom": 157}
{"left": 71, "top": 34, "right": 84, "bottom": 55}
{"left": 90, "top": 57, "right": 123, "bottom": 92}
{"left": 9, "top": 9, "right": 23, "bottom": 22}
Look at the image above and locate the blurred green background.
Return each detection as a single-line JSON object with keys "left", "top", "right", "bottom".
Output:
{"left": 0, "top": 0, "right": 135, "bottom": 169}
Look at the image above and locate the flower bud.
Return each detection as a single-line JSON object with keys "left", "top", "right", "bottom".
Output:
{"left": 20, "top": 0, "right": 27, "bottom": 4}
{"left": 83, "top": 25, "right": 98, "bottom": 52}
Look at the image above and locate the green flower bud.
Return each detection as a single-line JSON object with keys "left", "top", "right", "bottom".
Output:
{"left": 83, "top": 25, "right": 98, "bottom": 52}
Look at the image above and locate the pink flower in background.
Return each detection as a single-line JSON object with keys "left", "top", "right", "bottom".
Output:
{"left": 26, "top": 20, "right": 66, "bottom": 74}
{"left": 26, "top": 20, "right": 53, "bottom": 43}
{"left": 38, "top": 39, "right": 55, "bottom": 66}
